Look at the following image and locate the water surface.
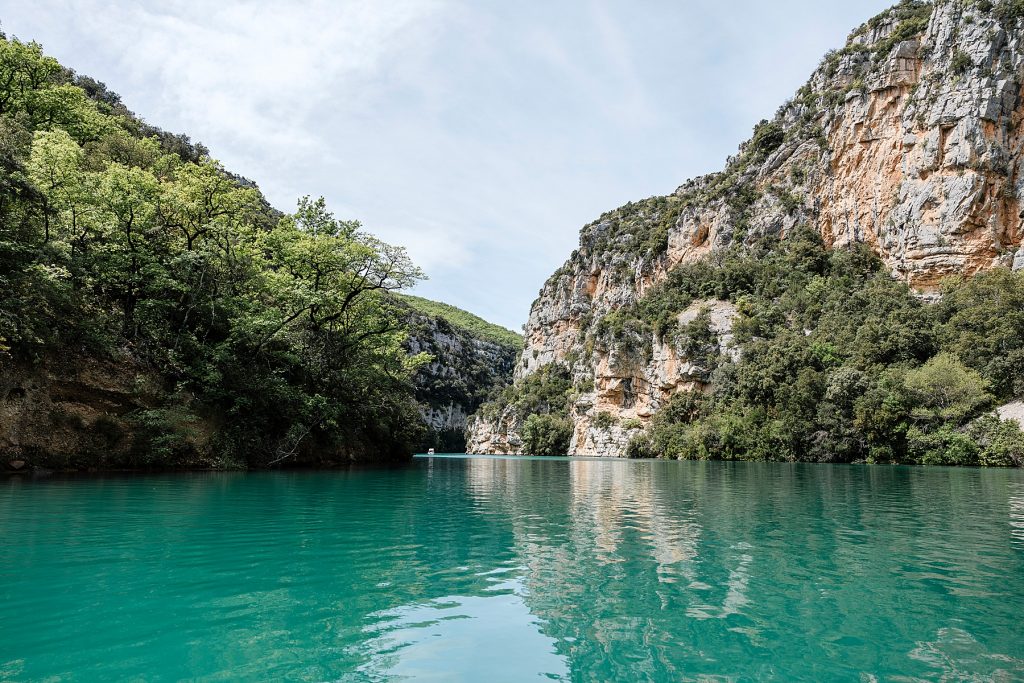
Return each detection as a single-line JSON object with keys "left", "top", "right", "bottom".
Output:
{"left": 2, "top": 457, "right": 1023, "bottom": 681}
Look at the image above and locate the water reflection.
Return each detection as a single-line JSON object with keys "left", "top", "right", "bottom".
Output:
{"left": 907, "top": 626, "right": 1024, "bottom": 682}
{"left": 2, "top": 462, "right": 1023, "bottom": 681}
{"left": 354, "top": 573, "right": 568, "bottom": 682}
{"left": 452, "top": 458, "right": 1024, "bottom": 681}
{"left": 1010, "top": 482, "right": 1024, "bottom": 550}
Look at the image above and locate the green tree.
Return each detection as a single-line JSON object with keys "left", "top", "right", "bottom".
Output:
{"left": 0, "top": 33, "right": 440, "bottom": 467}
{"left": 936, "top": 269, "right": 1024, "bottom": 399}
{"left": 522, "top": 413, "right": 572, "bottom": 456}
{"left": 903, "top": 353, "right": 993, "bottom": 425}
{"left": 0, "top": 38, "right": 61, "bottom": 116}
{"left": 27, "top": 128, "right": 91, "bottom": 246}
{"left": 158, "top": 159, "right": 258, "bottom": 251}
{"left": 967, "top": 414, "right": 1024, "bottom": 467}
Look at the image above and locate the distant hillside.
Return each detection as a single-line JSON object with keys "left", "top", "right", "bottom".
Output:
{"left": 397, "top": 295, "right": 519, "bottom": 453}
{"left": 400, "top": 295, "right": 521, "bottom": 349}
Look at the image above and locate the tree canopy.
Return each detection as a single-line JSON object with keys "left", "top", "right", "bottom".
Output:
{"left": 0, "top": 34, "right": 429, "bottom": 467}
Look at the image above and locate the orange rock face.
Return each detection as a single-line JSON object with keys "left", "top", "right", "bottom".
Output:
{"left": 468, "top": 2, "right": 1024, "bottom": 457}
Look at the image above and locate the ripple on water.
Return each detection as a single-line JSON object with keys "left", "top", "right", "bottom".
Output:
{"left": 1, "top": 462, "right": 1023, "bottom": 681}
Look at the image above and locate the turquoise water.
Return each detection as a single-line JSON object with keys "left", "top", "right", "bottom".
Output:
{"left": 2, "top": 457, "right": 1023, "bottom": 681}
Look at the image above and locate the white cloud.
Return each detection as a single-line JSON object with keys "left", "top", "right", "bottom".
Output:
{"left": 11, "top": 0, "right": 449, "bottom": 179}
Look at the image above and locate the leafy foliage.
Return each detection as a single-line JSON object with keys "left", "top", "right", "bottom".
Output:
{"left": 0, "top": 34, "right": 430, "bottom": 467}
{"left": 622, "top": 230, "right": 1024, "bottom": 466}
{"left": 748, "top": 120, "right": 785, "bottom": 157}
{"left": 992, "top": 0, "right": 1024, "bottom": 24}
{"left": 869, "top": 1, "right": 933, "bottom": 60}
{"left": 476, "top": 363, "right": 573, "bottom": 455}
{"left": 522, "top": 413, "right": 572, "bottom": 457}
{"left": 950, "top": 49, "right": 974, "bottom": 74}
{"left": 484, "top": 363, "right": 572, "bottom": 420}
{"left": 933, "top": 268, "right": 1024, "bottom": 398}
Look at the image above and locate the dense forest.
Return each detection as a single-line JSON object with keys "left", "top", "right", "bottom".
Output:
{"left": 626, "top": 232, "right": 1024, "bottom": 466}
{"left": 0, "top": 34, "right": 437, "bottom": 467}
{"left": 486, "top": 229, "right": 1024, "bottom": 466}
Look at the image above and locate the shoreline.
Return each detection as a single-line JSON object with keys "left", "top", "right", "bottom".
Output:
{"left": 5, "top": 453, "right": 1023, "bottom": 478}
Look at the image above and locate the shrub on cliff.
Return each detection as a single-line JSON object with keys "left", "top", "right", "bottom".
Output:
{"left": 967, "top": 414, "right": 1024, "bottom": 467}
{"left": 481, "top": 363, "right": 572, "bottom": 421}
{"left": 522, "top": 413, "right": 572, "bottom": 457}
{"left": 622, "top": 230, "right": 1024, "bottom": 466}
{"left": 993, "top": 0, "right": 1024, "bottom": 24}
{"left": 904, "top": 354, "right": 993, "bottom": 424}
{"left": 934, "top": 268, "right": 1024, "bottom": 399}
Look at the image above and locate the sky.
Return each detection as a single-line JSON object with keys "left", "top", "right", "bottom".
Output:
{"left": 2, "top": 0, "right": 893, "bottom": 331}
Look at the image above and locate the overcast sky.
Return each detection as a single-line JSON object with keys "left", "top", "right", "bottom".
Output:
{"left": 3, "top": 1, "right": 892, "bottom": 330}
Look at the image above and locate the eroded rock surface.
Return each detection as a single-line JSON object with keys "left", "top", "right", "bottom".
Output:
{"left": 405, "top": 311, "right": 518, "bottom": 451}
{"left": 0, "top": 354, "right": 213, "bottom": 470}
{"left": 469, "top": 1, "right": 1024, "bottom": 457}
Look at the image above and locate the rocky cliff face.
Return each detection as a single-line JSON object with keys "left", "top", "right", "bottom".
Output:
{"left": 0, "top": 354, "right": 217, "bottom": 471}
{"left": 468, "top": 0, "right": 1024, "bottom": 456}
{"left": 404, "top": 309, "right": 518, "bottom": 452}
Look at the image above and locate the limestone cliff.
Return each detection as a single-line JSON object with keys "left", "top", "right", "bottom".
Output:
{"left": 402, "top": 300, "right": 519, "bottom": 452}
{"left": 468, "top": 0, "right": 1024, "bottom": 456}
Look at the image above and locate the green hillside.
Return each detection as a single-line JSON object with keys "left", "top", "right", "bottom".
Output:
{"left": 400, "top": 295, "right": 521, "bottom": 349}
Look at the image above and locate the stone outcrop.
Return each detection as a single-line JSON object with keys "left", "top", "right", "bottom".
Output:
{"left": 404, "top": 309, "right": 518, "bottom": 452}
{"left": 465, "top": 404, "right": 525, "bottom": 455}
{"left": 0, "top": 353, "right": 215, "bottom": 470}
{"left": 568, "top": 300, "right": 738, "bottom": 456}
{"left": 997, "top": 399, "right": 1024, "bottom": 428}
{"left": 468, "top": 1, "right": 1024, "bottom": 457}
